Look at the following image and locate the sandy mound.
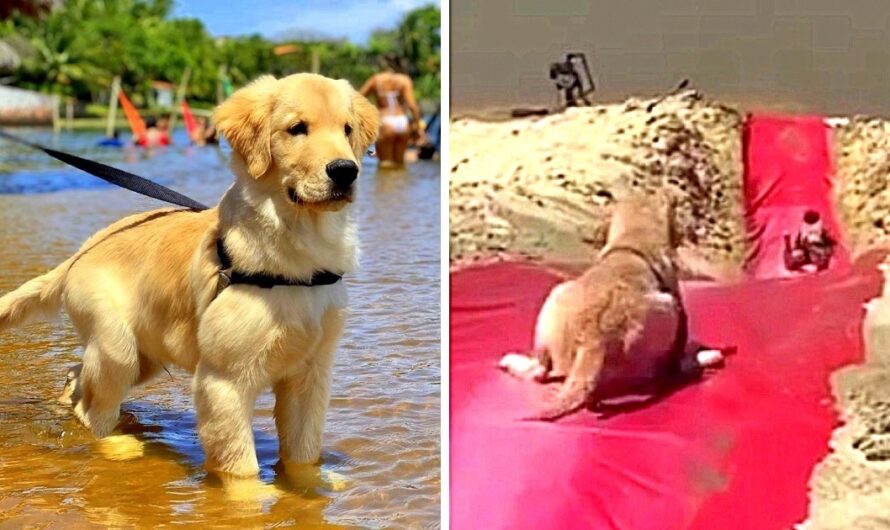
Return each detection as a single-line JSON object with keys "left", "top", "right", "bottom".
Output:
{"left": 834, "top": 117, "right": 890, "bottom": 251}
{"left": 450, "top": 91, "right": 746, "bottom": 268}
{"left": 803, "top": 366, "right": 890, "bottom": 530}
{"left": 802, "top": 275, "right": 890, "bottom": 530}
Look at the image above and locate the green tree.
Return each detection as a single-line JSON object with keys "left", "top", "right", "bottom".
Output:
{"left": 1, "top": 1, "right": 441, "bottom": 107}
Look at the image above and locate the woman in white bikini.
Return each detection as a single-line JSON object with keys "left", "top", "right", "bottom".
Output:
{"left": 360, "top": 54, "right": 423, "bottom": 169}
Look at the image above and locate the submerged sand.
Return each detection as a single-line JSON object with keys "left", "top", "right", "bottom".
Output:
{"left": 450, "top": 94, "right": 890, "bottom": 527}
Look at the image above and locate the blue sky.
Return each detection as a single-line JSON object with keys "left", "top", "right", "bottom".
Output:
{"left": 173, "top": 0, "right": 439, "bottom": 43}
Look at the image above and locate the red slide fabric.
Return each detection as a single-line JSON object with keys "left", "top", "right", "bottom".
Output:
{"left": 450, "top": 259, "right": 881, "bottom": 529}
{"left": 450, "top": 113, "right": 880, "bottom": 529}
{"left": 743, "top": 114, "right": 849, "bottom": 278}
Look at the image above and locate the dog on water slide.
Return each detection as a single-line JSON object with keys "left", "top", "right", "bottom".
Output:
{"left": 500, "top": 192, "right": 725, "bottom": 420}
{"left": 0, "top": 73, "right": 379, "bottom": 477}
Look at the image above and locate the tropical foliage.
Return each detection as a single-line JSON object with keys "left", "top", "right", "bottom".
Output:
{"left": 0, "top": 0, "right": 440, "bottom": 107}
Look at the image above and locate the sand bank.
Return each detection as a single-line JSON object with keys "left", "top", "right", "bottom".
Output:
{"left": 802, "top": 276, "right": 890, "bottom": 530}
{"left": 450, "top": 90, "right": 746, "bottom": 268}
{"left": 835, "top": 117, "right": 890, "bottom": 250}
{"left": 802, "top": 365, "right": 890, "bottom": 530}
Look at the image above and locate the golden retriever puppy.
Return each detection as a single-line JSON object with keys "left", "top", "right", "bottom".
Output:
{"left": 0, "top": 73, "right": 380, "bottom": 477}
{"left": 501, "top": 193, "right": 712, "bottom": 420}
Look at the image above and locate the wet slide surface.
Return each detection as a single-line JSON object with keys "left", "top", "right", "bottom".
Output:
{"left": 743, "top": 114, "right": 850, "bottom": 278}
{"left": 450, "top": 115, "right": 882, "bottom": 529}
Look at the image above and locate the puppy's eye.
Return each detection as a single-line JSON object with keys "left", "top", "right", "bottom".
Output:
{"left": 344, "top": 124, "right": 353, "bottom": 136}
{"left": 288, "top": 122, "right": 308, "bottom": 136}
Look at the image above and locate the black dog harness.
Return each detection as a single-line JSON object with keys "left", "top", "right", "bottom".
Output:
{"left": 215, "top": 238, "right": 342, "bottom": 290}
{"left": 599, "top": 245, "right": 675, "bottom": 293}
{"left": 600, "top": 245, "right": 694, "bottom": 378}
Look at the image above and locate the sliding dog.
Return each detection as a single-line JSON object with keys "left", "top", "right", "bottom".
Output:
{"left": 501, "top": 193, "right": 711, "bottom": 420}
{"left": 0, "top": 73, "right": 380, "bottom": 476}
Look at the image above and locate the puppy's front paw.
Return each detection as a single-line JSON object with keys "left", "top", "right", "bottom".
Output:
{"left": 498, "top": 353, "right": 546, "bottom": 381}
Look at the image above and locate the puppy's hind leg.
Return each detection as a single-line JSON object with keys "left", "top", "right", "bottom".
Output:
{"left": 72, "top": 323, "right": 140, "bottom": 438}
{"left": 531, "top": 343, "right": 605, "bottom": 421}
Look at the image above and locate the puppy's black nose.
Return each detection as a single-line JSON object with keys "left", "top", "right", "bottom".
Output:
{"left": 326, "top": 159, "right": 358, "bottom": 188}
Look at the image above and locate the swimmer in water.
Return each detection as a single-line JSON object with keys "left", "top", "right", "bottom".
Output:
{"left": 138, "top": 115, "right": 171, "bottom": 148}
{"left": 359, "top": 53, "right": 423, "bottom": 169}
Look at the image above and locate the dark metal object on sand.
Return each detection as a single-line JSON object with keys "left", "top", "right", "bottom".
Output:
{"left": 549, "top": 52, "right": 596, "bottom": 108}
{"left": 646, "top": 78, "right": 693, "bottom": 113}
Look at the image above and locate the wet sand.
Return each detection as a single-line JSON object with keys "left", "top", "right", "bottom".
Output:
{"left": 450, "top": 94, "right": 890, "bottom": 528}
{"left": 0, "top": 130, "right": 440, "bottom": 528}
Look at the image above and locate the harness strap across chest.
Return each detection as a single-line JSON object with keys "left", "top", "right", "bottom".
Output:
{"left": 601, "top": 244, "right": 689, "bottom": 364}
{"left": 215, "top": 238, "right": 343, "bottom": 291}
{"left": 600, "top": 245, "right": 674, "bottom": 293}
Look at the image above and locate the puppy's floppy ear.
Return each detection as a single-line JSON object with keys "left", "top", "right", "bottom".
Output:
{"left": 213, "top": 75, "right": 277, "bottom": 178}
{"left": 351, "top": 91, "right": 380, "bottom": 155}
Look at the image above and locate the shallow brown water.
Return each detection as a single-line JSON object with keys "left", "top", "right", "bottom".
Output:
{"left": 0, "top": 130, "right": 440, "bottom": 529}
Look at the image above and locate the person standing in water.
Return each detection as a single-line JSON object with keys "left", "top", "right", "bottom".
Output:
{"left": 189, "top": 117, "right": 219, "bottom": 146}
{"left": 359, "top": 54, "right": 423, "bottom": 169}
{"left": 137, "top": 115, "right": 171, "bottom": 148}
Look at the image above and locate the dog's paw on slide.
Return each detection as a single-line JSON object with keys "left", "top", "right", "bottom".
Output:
{"left": 696, "top": 348, "right": 725, "bottom": 369}
{"left": 498, "top": 353, "right": 547, "bottom": 381}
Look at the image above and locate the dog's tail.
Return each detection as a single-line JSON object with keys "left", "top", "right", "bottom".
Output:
{"left": 0, "top": 260, "right": 68, "bottom": 332}
{"left": 526, "top": 340, "right": 606, "bottom": 422}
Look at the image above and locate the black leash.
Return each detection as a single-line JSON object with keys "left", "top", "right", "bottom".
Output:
{"left": 0, "top": 129, "right": 209, "bottom": 211}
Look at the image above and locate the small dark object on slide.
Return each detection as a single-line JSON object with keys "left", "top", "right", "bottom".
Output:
{"left": 783, "top": 209, "right": 837, "bottom": 273}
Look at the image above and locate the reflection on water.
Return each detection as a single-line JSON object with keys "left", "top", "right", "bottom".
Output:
{"left": 0, "top": 129, "right": 440, "bottom": 528}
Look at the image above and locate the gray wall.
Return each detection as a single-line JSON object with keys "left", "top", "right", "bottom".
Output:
{"left": 452, "top": 0, "right": 890, "bottom": 115}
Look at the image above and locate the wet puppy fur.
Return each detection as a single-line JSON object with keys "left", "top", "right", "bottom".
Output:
{"left": 528, "top": 192, "right": 686, "bottom": 420}
{"left": 0, "top": 73, "right": 380, "bottom": 476}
